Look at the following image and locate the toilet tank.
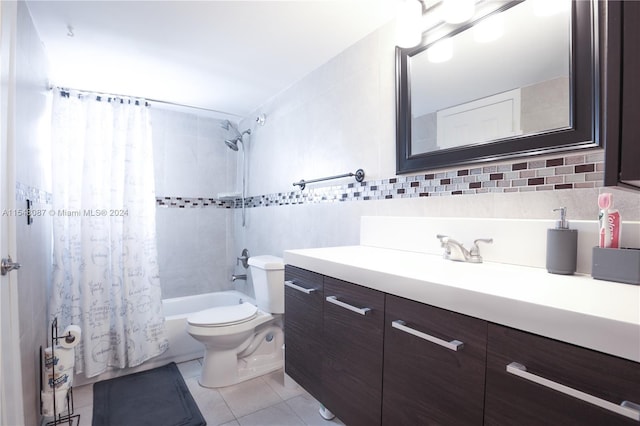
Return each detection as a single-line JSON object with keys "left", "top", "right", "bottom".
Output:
{"left": 247, "top": 255, "right": 284, "bottom": 314}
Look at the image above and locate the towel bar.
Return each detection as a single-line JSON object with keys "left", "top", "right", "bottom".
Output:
{"left": 293, "top": 169, "right": 365, "bottom": 190}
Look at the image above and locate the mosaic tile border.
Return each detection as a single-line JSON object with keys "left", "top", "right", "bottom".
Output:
{"left": 15, "top": 182, "right": 53, "bottom": 205}
{"left": 156, "top": 151, "right": 605, "bottom": 209}
{"left": 155, "top": 196, "right": 235, "bottom": 209}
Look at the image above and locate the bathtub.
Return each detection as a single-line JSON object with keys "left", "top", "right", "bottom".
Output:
{"left": 75, "top": 290, "right": 252, "bottom": 386}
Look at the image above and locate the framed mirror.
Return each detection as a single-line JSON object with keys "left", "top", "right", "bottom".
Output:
{"left": 396, "top": 0, "right": 599, "bottom": 174}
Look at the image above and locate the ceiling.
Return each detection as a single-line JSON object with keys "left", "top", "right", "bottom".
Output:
{"left": 26, "top": 0, "right": 397, "bottom": 118}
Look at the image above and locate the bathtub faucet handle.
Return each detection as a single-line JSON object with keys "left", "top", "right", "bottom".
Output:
{"left": 237, "top": 248, "right": 250, "bottom": 269}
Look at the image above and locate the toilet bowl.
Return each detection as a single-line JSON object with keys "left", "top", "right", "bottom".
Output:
{"left": 187, "top": 255, "right": 285, "bottom": 388}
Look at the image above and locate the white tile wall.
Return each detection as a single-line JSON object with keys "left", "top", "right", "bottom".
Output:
{"left": 151, "top": 108, "right": 240, "bottom": 298}
{"left": 234, "top": 19, "right": 640, "bottom": 269}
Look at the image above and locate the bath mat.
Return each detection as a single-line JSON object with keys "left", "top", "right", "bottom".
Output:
{"left": 92, "top": 362, "right": 206, "bottom": 426}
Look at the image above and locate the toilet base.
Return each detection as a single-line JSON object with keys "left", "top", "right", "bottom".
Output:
{"left": 198, "top": 324, "right": 284, "bottom": 388}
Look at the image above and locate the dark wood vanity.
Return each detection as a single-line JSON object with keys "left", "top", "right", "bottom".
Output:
{"left": 285, "top": 265, "right": 640, "bottom": 426}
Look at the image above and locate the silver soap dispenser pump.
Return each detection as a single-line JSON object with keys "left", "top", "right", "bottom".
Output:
{"left": 546, "top": 207, "right": 578, "bottom": 275}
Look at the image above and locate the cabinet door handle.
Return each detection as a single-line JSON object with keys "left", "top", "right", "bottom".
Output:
{"left": 391, "top": 320, "right": 464, "bottom": 351}
{"left": 284, "top": 280, "right": 316, "bottom": 294}
{"left": 506, "top": 362, "right": 640, "bottom": 421}
{"left": 325, "top": 295, "right": 371, "bottom": 315}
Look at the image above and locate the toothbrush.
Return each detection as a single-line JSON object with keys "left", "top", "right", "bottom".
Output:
{"left": 598, "top": 193, "right": 612, "bottom": 248}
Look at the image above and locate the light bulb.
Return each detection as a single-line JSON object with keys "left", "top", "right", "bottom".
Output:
{"left": 396, "top": 0, "right": 423, "bottom": 48}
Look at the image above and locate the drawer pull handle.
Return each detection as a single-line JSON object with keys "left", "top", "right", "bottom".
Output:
{"left": 506, "top": 362, "right": 640, "bottom": 421}
{"left": 285, "top": 280, "right": 316, "bottom": 294}
{"left": 392, "top": 320, "right": 464, "bottom": 351}
{"left": 325, "top": 296, "right": 371, "bottom": 315}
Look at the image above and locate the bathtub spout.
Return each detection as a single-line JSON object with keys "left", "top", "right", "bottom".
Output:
{"left": 231, "top": 274, "right": 247, "bottom": 282}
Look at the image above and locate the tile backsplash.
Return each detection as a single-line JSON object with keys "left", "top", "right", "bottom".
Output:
{"left": 156, "top": 196, "right": 234, "bottom": 209}
{"left": 157, "top": 150, "right": 605, "bottom": 209}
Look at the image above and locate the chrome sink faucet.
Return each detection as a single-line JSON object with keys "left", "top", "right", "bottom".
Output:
{"left": 436, "top": 235, "right": 493, "bottom": 263}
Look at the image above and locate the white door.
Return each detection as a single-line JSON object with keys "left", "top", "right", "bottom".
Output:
{"left": 436, "top": 88, "right": 523, "bottom": 150}
{"left": 0, "top": 1, "right": 26, "bottom": 424}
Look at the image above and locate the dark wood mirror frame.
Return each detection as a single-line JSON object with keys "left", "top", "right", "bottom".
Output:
{"left": 396, "top": 0, "right": 599, "bottom": 175}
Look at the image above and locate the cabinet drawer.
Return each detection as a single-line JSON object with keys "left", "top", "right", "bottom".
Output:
{"left": 323, "top": 277, "right": 385, "bottom": 426}
{"left": 382, "top": 295, "right": 487, "bottom": 426}
{"left": 284, "top": 266, "right": 324, "bottom": 401}
{"left": 485, "top": 323, "right": 640, "bottom": 426}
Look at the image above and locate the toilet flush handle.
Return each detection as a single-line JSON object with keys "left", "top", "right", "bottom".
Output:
{"left": 237, "top": 248, "right": 250, "bottom": 269}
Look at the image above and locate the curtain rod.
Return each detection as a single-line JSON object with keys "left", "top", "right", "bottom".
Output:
{"left": 47, "top": 84, "right": 243, "bottom": 119}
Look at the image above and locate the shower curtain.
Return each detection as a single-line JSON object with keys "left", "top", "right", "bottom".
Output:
{"left": 49, "top": 89, "right": 168, "bottom": 377}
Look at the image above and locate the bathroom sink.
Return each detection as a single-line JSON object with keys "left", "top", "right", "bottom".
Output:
{"left": 284, "top": 244, "right": 640, "bottom": 363}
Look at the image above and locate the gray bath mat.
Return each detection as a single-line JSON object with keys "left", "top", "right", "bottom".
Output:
{"left": 92, "top": 362, "right": 206, "bottom": 426}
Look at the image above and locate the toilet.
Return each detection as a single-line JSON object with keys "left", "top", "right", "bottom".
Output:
{"left": 186, "top": 255, "right": 285, "bottom": 388}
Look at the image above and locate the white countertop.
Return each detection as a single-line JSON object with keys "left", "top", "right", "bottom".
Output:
{"left": 284, "top": 245, "right": 640, "bottom": 363}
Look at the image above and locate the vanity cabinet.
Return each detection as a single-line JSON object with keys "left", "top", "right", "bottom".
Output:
{"left": 603, "top": 0, "right": 640, "bottom": 190}
{"left": 485, "top": 324, "right": 640, "bottom": 426}
{"left": 322, "top": 277, "right": 385, "bottom": 426}
{"left": 283, "top": 265, "right": 324, "bottom": 401}
{"left": 382, "top": 295, "right": 487, "bottom": 426}
{"left": 284, "top": 266, "right": 640, "bottom": 425}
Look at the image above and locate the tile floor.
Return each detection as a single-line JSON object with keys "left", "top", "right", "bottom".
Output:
{"left": 70, "top": 359, "right": 345, "bottom": 426}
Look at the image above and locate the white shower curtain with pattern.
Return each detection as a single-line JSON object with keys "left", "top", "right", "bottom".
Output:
{"left": 49, "top": 89, "right": 167, "bottom": 377}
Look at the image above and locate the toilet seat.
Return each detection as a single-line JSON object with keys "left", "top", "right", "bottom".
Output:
{"left": 188, "top": 302, "right": 258, "bottom": 327}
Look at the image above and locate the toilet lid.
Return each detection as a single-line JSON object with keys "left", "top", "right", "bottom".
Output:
{"left": 188, "top": 302, "right": 258, "bottom": 327}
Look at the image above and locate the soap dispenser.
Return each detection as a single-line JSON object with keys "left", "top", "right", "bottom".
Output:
{"left": 546, "top": 207, "right": 578, "bottom": 275}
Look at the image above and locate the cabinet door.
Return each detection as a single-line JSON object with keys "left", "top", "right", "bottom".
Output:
{"left": 382, "top": 295, "right": 487, "bottom": 426}
{"left": 323, "top": 277, "right": 385, "bottom": 426}
{"left": 618, "top": 0, "right": 640, "bottom": 187}
{"left": 485, "top": 324, "right": 640, "bottom": 426}
{"left": 603, "top": 0, "right": 640, "bottom": 190}
{"left": 284, "top": 265, "right": 324, "bottom": 401}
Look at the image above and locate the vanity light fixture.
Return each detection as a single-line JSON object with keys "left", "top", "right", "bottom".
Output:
{"left": 396, "top": 0, "right": 423, "bottom": 48}
{"left": 473, "top": 13, "right": 504, "bottom": 43}
{"left": 426, "top": 37, "right": 453, "bottom": 63}
{"left": 441, "top": 0, "right": 475, "bottom": 24}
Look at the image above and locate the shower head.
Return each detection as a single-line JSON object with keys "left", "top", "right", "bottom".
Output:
{"left": 221, "top": 120, "right": 252, "bottom": 151}
{"left": 225, "top": 137, "right": 241, "bottom": 151}
{"left": 223, "top": 129, "right": 251, "bottom": 151}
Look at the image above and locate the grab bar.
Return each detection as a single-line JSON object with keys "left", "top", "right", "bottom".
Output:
{"left": 293, "top": 169, "right": 365, "bottom": 190}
